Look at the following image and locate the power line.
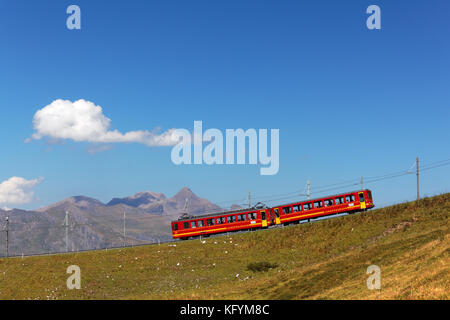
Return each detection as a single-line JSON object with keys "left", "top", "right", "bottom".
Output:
{"left": 207, "top": 156, "right": 450, "bottom": 212}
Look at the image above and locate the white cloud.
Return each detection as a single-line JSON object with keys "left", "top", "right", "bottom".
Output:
{"left": 30, "top": 99, "right": 179, "bottom": 147}
{"left": 0, "top": 177, "right": 43, "bottom": 205}
{"left": 87, "top": 144, "right": 113, "bottom": 154}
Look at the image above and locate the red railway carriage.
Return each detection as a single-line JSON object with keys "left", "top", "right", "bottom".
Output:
{"left": 171, "top": 189, "right": 374, "bottom": 240}
{"left": 171, "top": 207, "right": 272, "bottom": 240}
{"left": 269, "top": 189, "right": 374, "bottom": 226}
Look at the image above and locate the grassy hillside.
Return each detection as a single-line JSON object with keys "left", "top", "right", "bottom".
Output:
{"left": 0, "top": 193, "right": 448, "bottom": 300}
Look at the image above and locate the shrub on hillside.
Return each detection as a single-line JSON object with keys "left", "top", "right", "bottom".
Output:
{"left": 247, "top": 261, "right": 278, "bottom": 272}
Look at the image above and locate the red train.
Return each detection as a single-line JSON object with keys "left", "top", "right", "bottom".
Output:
{"left": 171, "top": 189, "right": 374, "bottom": 240}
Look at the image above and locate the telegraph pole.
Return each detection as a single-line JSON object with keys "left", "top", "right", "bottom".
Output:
{"left": 63, "top": 211, "right": 69, "bottom": 253}
{"left": 123, "top": 211, "right": 126, "bottom": 247}
{"left": 361, "top": 176, "right": 364, "bottom": 190}
{"left": 307, "top": 180, "right": 311, "bottom": 200}
{"left": 186, "top": 198, "right": 189, "bottom": 217}
{"left": 5, "top": 216, "right": 9, "bottom": 257}
{"left": 416, "top": 157, "right": 420, "bottom": 200}
{"left": 248, "top": 191, "right": 251, "bottom": 208}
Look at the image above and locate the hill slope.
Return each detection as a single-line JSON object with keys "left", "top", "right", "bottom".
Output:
{"left": 0, "top": 193, "right": 448, "bottom": 300}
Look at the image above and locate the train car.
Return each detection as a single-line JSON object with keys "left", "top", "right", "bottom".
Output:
{"left": 270, "top": 189, "right": 374, "bottom": 226}
{"left": 171, "top": 206, "right": 272, "bottom": 240}
{"left": 171, "top": 189, "right": 374, "bottom": 240}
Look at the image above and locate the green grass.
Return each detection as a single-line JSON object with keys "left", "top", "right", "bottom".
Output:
{"left": 0, "top": 194, "right": 448, "bottom": 300}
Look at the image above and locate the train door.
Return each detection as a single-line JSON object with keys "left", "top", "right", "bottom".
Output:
{"left": 273, "top": 208, "right": 281, "bottom": 225}
{"left": 260, "top": 210, "right": 268, "bottom": 227}
{"left": 358, "top": 192, "right": 366, "bottom": 209}
{"left": 268, "top": 209, "right": 274, "bottom": 225}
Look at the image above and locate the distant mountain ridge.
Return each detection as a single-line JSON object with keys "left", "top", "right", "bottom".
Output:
{"left": 36, "top": 195, "right": 105, "bottom": 212}
{"left": 33, "top": 187, "right": 222, "bottom": 216}
{"left": 0, "top": 187, "right": 224, "bottom": 257}
{"left": 107, "top": 191, "right": 166, "bottom": 208}
{"left": 103, "top": 187, "right": 222, "bottom": 217}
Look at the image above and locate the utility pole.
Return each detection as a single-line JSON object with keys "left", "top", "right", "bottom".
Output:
{"left": 63, "top": 211, "right": 69, "bottom": 253}
{"left": 123, "top": 211, "right": 126, "bottom": 247}
{"left": 248, "top": 191, "right": 251, "bottom": 208}
{"left": 416, "top": 157, "right": 420, "bottom": 200}
{"left": 307, "top": 180, "right": 311, "bottom": 200}
{"left": 186, "top": 198, "right": 189, "bottom": 217}
{"left": 361, "top": 176, "right": 364, "bottom": 190}
{"left": 5, "top": 216, "right": 9, "bottom": 257}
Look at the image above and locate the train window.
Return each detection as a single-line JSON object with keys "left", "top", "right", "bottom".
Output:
{"left": 282, "top": 206, "right": 292, "bottom": 214}
{"left": 261, "top": 211, "right": 266, "bottom": 220}
{"left": 249, "top": 212, "right": 257, "bottom": 220}
{"left": 198, "top": 220, "right": 205, "bottom": 228}
{"left": 227, "top": 215, "right": 236, "bottom": 223}
{"left": 324, "top": 199, "right": 333, "bottom": 207}
{"left": 367, "top": 191, "right": 372, "bottom": 199}
{"left": 335, "top": 196, "right": 344, "bottom": 205}
{"left": 314, "top": 201, "right": 323, "bottom": 208}
{"left": 190, "top": 221, "right": 197, "bottom": 228}
{"left": 359, "top": 193, "right": 365, "bottom": 202}
{"left": 274, "top": 208, "right": 280, "bottom": 217}
{"left": 293, "top": 205, "right": 301, "bottom": 212}
{"left": 184, "top": 222, "right": 189, "bottom": 229}
{"left": 238, "top": 214, "right": 247, "bottom": 221}
{"left": 345, "top": 195, "right": 355, "bottom": 202}
{"left": 303, "top": 203, "right": 312, "bottom": 211}
{"left": 173, "top": 224, "right": 178, "bottom": 231}
{"left": 207, "top": 218, "right": 215, "bottom": 226}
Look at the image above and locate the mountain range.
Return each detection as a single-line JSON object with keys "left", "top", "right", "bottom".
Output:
{"left": 0, "top": 187, "right": 238, "bottom": 257}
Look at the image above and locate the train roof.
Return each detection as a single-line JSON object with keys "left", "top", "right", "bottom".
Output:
{"left": 173, "top": 189, "right": 372, "bottom": 222}
{"left": 273, "top": 189, "right": 372, "bottom": 208}
{"left": 176, "top": 206, "right": 261, "bottom": 221}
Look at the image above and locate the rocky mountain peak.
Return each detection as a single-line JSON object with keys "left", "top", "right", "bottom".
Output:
{"left": 106, "top": 190, "right": 166, "bottom": 208}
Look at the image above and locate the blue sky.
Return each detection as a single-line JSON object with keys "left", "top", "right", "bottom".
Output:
{"left": 0, "top": 0, "right": 449, "bottom": 210}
